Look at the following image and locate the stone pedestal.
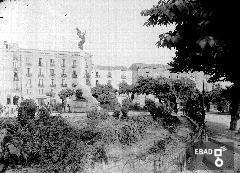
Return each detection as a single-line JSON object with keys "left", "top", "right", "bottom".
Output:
{"left": 70, "top": 99, "right": 89, "bottom": 113}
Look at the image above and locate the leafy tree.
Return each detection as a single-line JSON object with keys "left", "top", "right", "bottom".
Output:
{"left": 132, "top": 76, "right": 196, "bottom": 110}
{"left": 46, "top": 91, "right": 55, "bottom": 105}
{"left": 118, "top": 81, "right": 133, "bottom": 96}
{"left": 17, "top": 99, "right": 37, "bottom": 127}
{"left": 141, "top": 0, "right": 239, "bottom": 130}
{"left": 75, "top": 89, "right": 83, "bottom": 100}
{"left": 207, "top": 84, "right": 231, "bottom": 113}
{"left": 58, "top": 89, "right": 75, "bottom": 111}
{"left": 91, "top": 84, "right": 119, "bottom": 111}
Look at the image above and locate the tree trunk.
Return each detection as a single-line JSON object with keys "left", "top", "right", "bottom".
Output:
{"left": 229, "top": 84, "right": 240, "bottom": 131}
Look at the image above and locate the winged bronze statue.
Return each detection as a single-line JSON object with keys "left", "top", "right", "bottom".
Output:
{"left": 76, "top": 28, "right": 86, "bottom": 50}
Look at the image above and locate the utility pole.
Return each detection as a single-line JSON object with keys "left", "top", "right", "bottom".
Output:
{"left": 201, "top": 77, "right": 206, "bottom": 124}
{"left": 20, "top": 54, "right": 23, "bottom": 102}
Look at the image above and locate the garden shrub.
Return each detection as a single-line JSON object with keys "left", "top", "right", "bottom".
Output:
{"left": 132, "top": 102, "right": 143, "bottom": 110}
{"left": 120, "top": 98, "right": 132, "bottom": 118}
{"left": 14, "top": 115, "right": 88, "bottom": 172}
{"left": 144, "top": 99, "right": 156, "bottom": 115}
{"left": 0, "top": 103, "right": 3, "bottom": 113}
{"left": 17, "top": 99, "right": 37, "bottom": 127}
{"left": 75, "top": 89, "right": 83, "bottom": 100}
{"left": 86, "top": 108, "right": 110, "bottom": 121}
{"left": 113, "top": 109, "right": 121, "bottom": 119}
{"left": 217, "top": 100, "right": 229, "bottom": 113}
{"left": 52, "top": 103, "right": 63, "bottom": 113}
{"left": 0, "top": 107, "right": 111, "bottom": 172}
{"left": 185, "top": 97, "right": 203, "bottom": 124}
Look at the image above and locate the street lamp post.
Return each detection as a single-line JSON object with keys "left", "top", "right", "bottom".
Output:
{"left": 201, "top": 78, "right": 206, "bottom": 124}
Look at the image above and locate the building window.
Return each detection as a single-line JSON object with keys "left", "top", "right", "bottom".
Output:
{"left": 13, "top": 62, "right": 18, "bottom": 69}
{"left": 7, "top": 97, "right": 11, "bottom": 105}
{"left": 26, "top": 79, "right": 31, "bottom": 87}
{"left": 26, "top": 57, "right": 31, "bottom": 65}
{"left": 61, "top": 59, "right": 65, "bottom": 67}
{"left": 26, "top": 68, "right": 32, "bottom": 77}
{"left": 107, "top": 80, "right": 111, "bottom": 85}
{"left": 38, "top": 79, "right": 44, "bottom": 87}
{"left": 96, "top": 80, "right": 99, "bottom": 86}
{"left": 38, "top": 68, "right": 44, "bottom": 77}
{"left": 38, "top": 58, "right": 43, "bottom": 66}
{"left": 50, "top": 59, "right": 54, "bottom": 66}
{"left": 72, "top": 70, "right": 77, "bottom": 78}
{"left": 51, "top": 79, "right": 54, "bottom": 85}
{"left": 61, "top": 69, "right": 67, "bottom": 77}
{"left": 107, "top": 72, "right": 112, "bottom": 78}
{"left": 121, "top": 74, "right": 126, "bottom": 79}
{"left": 72, "top": 60, "right": 77, "bottom": 68}
{"left": 96, "top": 72, "right": 100, "bottom": 78}
{"left": 61, "top": 79, "right": 67, "bottom": 87}
{"left": 39, "top": 89, "right": 44, "bottom": 95}
{"left": 50, "top": 79, "right": 56, "bottom": 87}
{"left": 50, "top": 69, "right": 55, "bottom": 76}
{"left": 14, "top": 83, "right": 19, "bottom": 91}
{"left": 13, "top": 72, "right": 19, "bottom": 81}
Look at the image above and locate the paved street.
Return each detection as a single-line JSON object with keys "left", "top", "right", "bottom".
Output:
{"left": 191, "top": 112, "right": 240, "bottom": 173}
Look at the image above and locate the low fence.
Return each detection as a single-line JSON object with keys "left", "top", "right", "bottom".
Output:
{"left": 119, "top": 115, "right": 203, "bottom": 173}
{"left": 153, "top": 143, "right": 187, "bottom": 173}
{"left": 152, "top": 116, "right": 204, "bottom": 173}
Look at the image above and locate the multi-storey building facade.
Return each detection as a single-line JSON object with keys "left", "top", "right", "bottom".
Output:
{"left": 0, "top": 41, "right": 93, "bottom": 106}
{"left": 130, "top": 63, "right": 213, "bottom": 92}
{"left": 91, "top": 65, "right": 132, "bottom": 90}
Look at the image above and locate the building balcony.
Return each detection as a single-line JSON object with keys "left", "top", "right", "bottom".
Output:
{"left": 38, "top": 74, "right": 44, "bottom": 78}
{"left": 61, "top": 74, "right": 67, "bottom": 78}
{"left": 61, "top": 64, "right": 65, "bottom": 68}
{"left": 13, "top": 77, "right": 19, "bottom": 81}
{"left": 13, "top": 56, "right": 18, "bottom": 61}
{"left": 95, "top": 75, "right": 100, "bottom": 78}
{"left": 26, "top": 73, "right": 32, "bottom": 77}
{"left": 50, "top": 73, "right": 56, "bottom": 77}
{"left": 13, "top": 67, "right": 19, "bottom": 71}
{"left": 38, "top": 84, "right": 44, "bottom": 88}
{"left": 72, "top": 74, "right": 78, "bottom": 78}
{"left": 14, "top": 87, "right": 21, "bottom": 92}
{"left": 26, "top": 85, "right": 33, "bottom": 88}
{"left": 61, "top": 84, "right": 67, "bottom": 87}
{"left": 72, "top": 83, "right": 77, "bottom": 87}
{"left": 107, "top": 75, "right": 112, "bottom": 78}
{"left": 50, "top": 63, "right": 55, "bottom": 67}
{"left": 38, "top": 63, "right": 43, "bottom": 67}
{"left": 121, "top": 75, "right": 126, "bottom": 79}
{"left": 72, "top": 65, "right": 77, "bottom": 68}
{"left": 50, "top": 84, "right": 56, "bottom": 88}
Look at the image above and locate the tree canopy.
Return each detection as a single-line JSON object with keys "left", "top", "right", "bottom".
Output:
{"left": 132, "top": 76, "right": 196, "bottom": 103}
{"left": 91, "top": 84, "right": 119, "bottom": 111}
{"left": 118, "top": 81, "right": 132, "bottom": 95}
{"left": 141, "top": 0, "right": 239, "bottom": 83}
{"left": 58, "top": 89, "right": 75, "bottom": 102}
{"left": 141, "top": 0, "right": 240, "bottom": 130}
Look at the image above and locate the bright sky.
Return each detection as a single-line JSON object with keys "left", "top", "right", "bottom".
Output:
{"left": 0, "top": 0, "right": 175, "bottom": 67}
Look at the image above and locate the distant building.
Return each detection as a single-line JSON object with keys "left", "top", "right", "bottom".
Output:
{"left": 130, "top": 63, "right": 212, "bottom": 92}
{"left": 91, "top": 65, "right": 132, "bottom": 90}
{"left": 0, "top": 41, "right": 93, "bottom": 106}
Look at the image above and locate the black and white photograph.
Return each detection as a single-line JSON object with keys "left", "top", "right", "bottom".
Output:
{"left": 0, "top": 0, "right": 239, "bottom": 172}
